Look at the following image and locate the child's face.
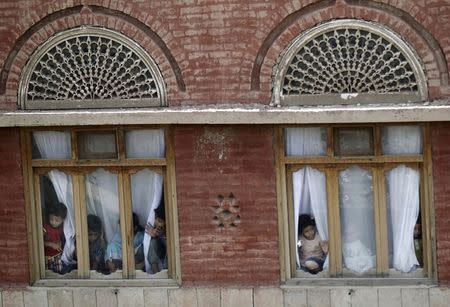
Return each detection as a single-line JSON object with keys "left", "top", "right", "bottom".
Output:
{"left": 155, "top": 218, "right": 165, "bottom": 229}
{"left": 88, "top": 231, "right": 100, "bottom": 243}
{"left": 49, "top": 214, "right": 64, "bottom": 228}
{"left": 302, "top": 225, "right": 316, "bottom": 240}
{"left": 414, "top": 224, "right": 422, "bottom": 238}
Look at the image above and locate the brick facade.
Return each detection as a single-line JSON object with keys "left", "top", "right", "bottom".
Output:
{"left": 0, "top": 0, "right": 449, "bottom": 289}
{"left": 432, "top": 123, "right": 450, "bottom": 285}
{"left": 0, "top": 128, "right": 28, "bottom": 286}
{"left": 174, "top": 125, "right": 278, "bottom": 286}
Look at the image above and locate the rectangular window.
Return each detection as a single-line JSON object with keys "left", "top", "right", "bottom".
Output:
{"left": 280, "top": 125, "right": 433, "bottom": 280}
{"left": 25, "top": 127, "right": 178, "bottom": 283}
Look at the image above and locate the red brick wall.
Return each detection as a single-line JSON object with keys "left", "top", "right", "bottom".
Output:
{"left": 0, "top": 0, "right": 449, "bottom": 287}
{"left": 0, "top": 128, "right": 29, "bottom": 286}
{"left": 432, "top": 123, "right": 450, "bottom": 285}
{"left": 174, "top": 125, "right": 279, "bottom": 286}
{"left": 0, "top": 0, "right": 449, "bottom": 109}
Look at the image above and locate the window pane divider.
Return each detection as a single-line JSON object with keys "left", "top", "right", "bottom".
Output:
{"left": 374, "top": 126, "right": 381, "bottom": 156}
{"left": 374, "top": 167, "right": 389, "bottom": 275}
{"left": 284, "top": 156, "right": 423, "bottom": 164}
{"left": 31, "top": 159, "right": 167, "bottom": 167}
{"left": 21, "top": 131, "right": 40, "bottom": 283}
{"left": 422, "top": 124, "right": 435, "bottom": 279}
{"left": 71, "top": 130, "right": 77, "bottom": 160}
{"left": 286, "top": 167, "right": 296, "bottom": 278}
{"left": 326, "top": 169, "right": 341, "bottom": 276}
{"left": 117, "top": 129, "right": 126, "bottom": 160}
{"left": 33, "top": 172, "right": 46, "bottom": 280}
{"left": 119, "top": 171, "right": 134, "bottom": 278}
{"left": 165, "top": 127, "right": 181, "bottom": 283}
{"left": 74, "top": 173, "right": 89, "bottom": 278}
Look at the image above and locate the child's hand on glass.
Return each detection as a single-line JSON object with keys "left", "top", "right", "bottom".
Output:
{"left": 145, "top": 223, "right": 161, "bottom": 237}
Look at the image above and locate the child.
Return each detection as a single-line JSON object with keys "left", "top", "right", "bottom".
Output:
{"left": 145, "top": 205, "right": 167, "bottom": 274}
{"left": 105, "top": 213, "right": 145, "bottom": 272}
{"left": 87, "top": 214, "right": 107, "bottom": 273}
{"left": 414, "top": 219, "right": 423, "bottom": 267}
{"left": 43, "top": 201, "right": 67, "bottom": 273}
{"left": 298, "top": 214, "right": 328, "bottom": 274}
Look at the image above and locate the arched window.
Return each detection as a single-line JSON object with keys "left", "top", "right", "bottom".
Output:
{"left": 19, "top": 27, "right": 166, "bottom": 109}
{"left": 272, "top": 20, "right": 427, "bottom": 106}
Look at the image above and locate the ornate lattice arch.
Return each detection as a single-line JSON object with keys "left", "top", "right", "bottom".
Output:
{"left": 19, "top": 26, "right": 166, "bottom": 109}
{"left": 272, "top": 20, "right": 427, "bottom": 106}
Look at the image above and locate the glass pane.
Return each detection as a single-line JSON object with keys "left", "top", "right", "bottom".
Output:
{"left": 78, "top": 131, "right": 117, "bottom": 159}
{"left": 339, "top": 166, "right": 376, "bottom": 274}
{"left": 334, "top": 127, "right": 374, "bottom": 156}
{"left": 293, "top": 166, "right": 329, "bottom": 276}
{"left": 130, "top": 169, "right": 166, "bottom": 277}
{"left": 40, "top": 170, "right": 77, "bottom": 277}
{"left": 382, "top": 125, "right": 422, "bottom": 155}
{"left": 33, "top": 131, "right": 71, "bottom": 159}
{"left": 85, "top": 169, "right": 120, "bottom": 276}
{"left": 285, "top": 127, "right": 327, "bottom": 156}
{"left": 125, "top": 129, "right": 165, "bottom": 158}
{"left": 386, "top": 165, "right": 422, "bottom": 273}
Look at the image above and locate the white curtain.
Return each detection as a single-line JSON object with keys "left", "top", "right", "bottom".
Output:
{"left": 285, "top": 127, "right": 327, "bottom": 156}
{"left": 33, "top": 131, "right": 76, "bottom": 265}
{"left": 125, "top": 129, "right": 165, "bottom": 158}
{"left": 85, "top": 169, "right": 119, "bottom": 243}
{"left": 47, "top": 170, "right": 76, "bottom": 265}
{"left": 127, "top": 132, "right": 165, "bottom": 273}
{"left": 382, "top": 126, "right": 422, "bottom": 155}
{"left": 33, "top": 131, "right": 71, "bottom": 159}
{"left": 293, "top": 167, "right": 328, "bottom": 269}
{"left": 339, "top": 166, "right": 376, "bottom": 273}
{"left": 131, "top": 169, "right": 164, "bottom": 273}
{"left": 386, "top": 166, "right": 420, "bottom": 272}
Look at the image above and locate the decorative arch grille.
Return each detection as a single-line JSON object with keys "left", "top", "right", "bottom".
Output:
{"left": 19, "top": 27, "right": 166, "bottom": 109}
{"left": 273, "top": 20, "right": 427, "bottom": 106}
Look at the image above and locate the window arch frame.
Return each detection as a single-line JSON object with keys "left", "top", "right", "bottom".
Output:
{"left": 18, "top": 26, "right": 167, "bottom": 110}
{"left": 272, "top": 19, "right": 428, "bottom": 107}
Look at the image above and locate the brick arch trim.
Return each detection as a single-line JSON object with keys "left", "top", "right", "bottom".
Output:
{"left": 251, "top": 0, "right": 449, "bottom": 91}
{"left": 347, "top": 0, "right": 448, "bottom": 87}
{"left": 250, "top": 0, "right": 335, "bottom": 91}
{"left": 0, "top": 5, "right": 186, "bottom": 95}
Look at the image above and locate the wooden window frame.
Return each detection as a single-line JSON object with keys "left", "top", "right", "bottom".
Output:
{"left": 276, "top": 123, "right": 436, "bottom": 284}
{"left": 21, "top": 125, "right": 181, "bottom": 286}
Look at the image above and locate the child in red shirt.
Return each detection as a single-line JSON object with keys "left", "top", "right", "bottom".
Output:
{"left": 43, "top": 202, "right": 67, "bottom": 272}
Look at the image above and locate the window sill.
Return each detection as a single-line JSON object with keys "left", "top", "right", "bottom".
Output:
{"left": 282, "top": 277, "right": 436, "bottom": 288}
{"left": 32, "top": 278, "right": 179, "bottom": 288}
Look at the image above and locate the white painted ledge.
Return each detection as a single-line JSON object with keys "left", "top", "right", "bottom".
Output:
{"left": 0, "top": 101, "right": 449, "bottom": 127}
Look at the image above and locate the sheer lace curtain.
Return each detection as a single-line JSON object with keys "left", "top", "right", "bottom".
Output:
{"left": 339, "top": 166, "right": 376, "bottom": 274}
{"left": 285, "top": 127, "right": 327, "bottom": 156}
{"left": 126, "top": 130, "right": 165, "bottom": 273}
{"left": 382, "top": 126, "right": 422, "bottom": 155}
{"left": 33, "top": 131, "right": 76, "bottom": 265}
{"left": 383, "top": 126, "right": 422, "bottom": 272}
{"left": 131, "top": 169, "right": 163, "bottom": 273}
{"left": 293, "top": 167, "right": 328, "bottom": 268}
{"left": 33, "top": 131, "right": 71, "bottom": 160}
{"left": 289, "top": 127, "right": 328, "bottom": 269}
{"left": 126, "top": 129, "right": 165, "bottom": 158}
{"left": 85, "top": 169, "right": 119, "bottom": 243}
{"left": 386, "top": 165, "right": 420, "bottom": 272}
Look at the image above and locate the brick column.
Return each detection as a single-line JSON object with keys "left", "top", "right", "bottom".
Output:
{"left": 0, "top": 128, "right": 29, "bottom": 286}
{"left": 174, "top": 125, "right": 279, "bottom": 286}
{"left": 432, "top": 123, "right": 450, "bottom": 285}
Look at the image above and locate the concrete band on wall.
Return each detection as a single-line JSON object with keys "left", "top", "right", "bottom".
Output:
{"left": 0, "top": 100, "right": 449, "bottom": 127}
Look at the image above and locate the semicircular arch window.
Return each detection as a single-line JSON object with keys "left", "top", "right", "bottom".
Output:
{"left": 19, "top": 27, "right": 166, "bottom": 109}
{"left": 272, "top": 20, "right": 427, "bottom": 106}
